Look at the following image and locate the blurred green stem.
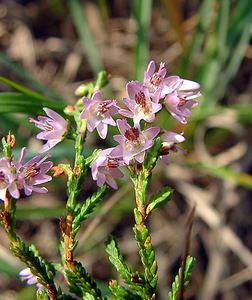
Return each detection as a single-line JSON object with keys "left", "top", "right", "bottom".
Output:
{"left": 133, "top": 0, "right": 152, "bottom": 80}
{"left": 68, "top": 0, "right": 103, "bottom": 75}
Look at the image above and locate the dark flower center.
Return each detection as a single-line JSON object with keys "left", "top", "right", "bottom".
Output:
{"left": 0, "top": 171, "right": 8, "bottom": 187}
{"left": 150, "top": 73, "right": 161, "bottom": 87}
{"left": 135, "top": 91, "right": 147, "bottom": 107}
{"left": 41, "top": 121, "right": 53, "bottom": 131}
{"left": 106, "top": 157, "right": 119, "bottom": 169}
{"left": 135, "top": 91, "right": 152, "bottom": 116}
{"left": 97, "top": 101, "right": 111, "bottom": 116}
{"left": 125, "top": 128, "right": 140, "bottom": 141}
{"left": 24, "top": 166, "right": 40, "bottom": 180}
{"left": 178, "top": 96, "right": 186, "bottom": 107}
{"left": 160, "top": 143, "right": 177, "bottom": 155}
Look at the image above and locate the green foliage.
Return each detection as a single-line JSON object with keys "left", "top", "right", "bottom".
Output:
{"left": 168, "top": 256, "right": 196, "bottom": 300}
{"left": 68, "top": 0, "right": 103, "bottom": 74}
{"left": 0, "top": 76, "right": 53, "bottom": 102}
{"left": 134, "top": 208, "right": 144, "bottom": 225}
{"left": 0, "top": 76, "right": 65, "bottom": 115}
{"left": 0, "top": 92, "right": 65, "bottom": 115}
{"left": 105, "top": 236, "right": 132, "bottom": 284}
{"left": 106, "top": 236, "right": 146, "bottom": 297}
{"left": 146, "top": 187, "right": 173, "bottom": 216}
{"left": 36, "top": 288, "right": 49, "bottom": 300}
{"left": 10, "top": 238, "right": 56, "bottom": 287}
{"left": 133, "top": 224, "right": 158, "bottom": 293}
{"left": 83, "top": 293, "right": 96, "bottom": 300}
{"left": 133, "top": 0, "right": 152, "bottom": 80}
{"left": 179, "top": 0, "right": 252, "bottom": 105}
{"left": 109, "top": 280, "right": 142, "bottom": 300}
{"left": 72, "top": 185, "right": 108, "bottom": 236}
{"left": 65, "top": 261, "right": 104, "bottom": 299}
{"left": 143, "top": 137, "right": 162, "bottom": 172}
{"left": 2, "top": 136, "right": 12, "bottom": 160}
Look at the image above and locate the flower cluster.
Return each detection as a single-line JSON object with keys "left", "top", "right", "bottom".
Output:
{"left": 0, "top": 60, "right": 200, "bottom": 294}
{"left": 82, "top": 60, "right": 200, "bottom": 188}
{"left": 4, "top": 60, "right": 200, "bottom": 195}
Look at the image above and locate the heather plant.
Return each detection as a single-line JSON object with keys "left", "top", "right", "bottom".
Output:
{"left": 0, "top": 60, "right": 200, "bottom": 300}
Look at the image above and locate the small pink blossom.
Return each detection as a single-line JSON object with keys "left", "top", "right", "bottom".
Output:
{"left": 164, "top": 79, "right": 201, "bottom": 124}
{"left": 144, "top": 60, "right": 181, "bottom": 102}
{"left": 119, "top": 81, "right": 162, "bottom": 127}
{"left": 19, "top": 267, "right": 42, "bottom": 288}
{"left": 160, "top": 131, "right": 185, "bottom": 164}
{"left": 30, "top": 108, "right": 68, "bottom": 153}
{"left": 80, "top": 91, "right": 119, "bottom": 139}
{"left": 15, "top": 147, "right": 53, "bottom": 196}
{"left": 0, "top": 158, "right": 19, "bottom": 201}
{"left": 92, "top": 148, "right": 124, "bottom": 189}
{"left": 112, "top": 119, "right": 160, "bottom": 165}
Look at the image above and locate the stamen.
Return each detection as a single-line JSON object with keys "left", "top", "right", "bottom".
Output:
{"left": 150, "top": 73, "right": 161, "bottom": 88}
{"left": 125, "top": 128, "right": 140, "bottom": 141}
{"left": 178, "top": 97, "right": 186, "bottom": 107}
{"left": 23, "top": 166, "right": 40, "bottom": 179}
{"left": 135, "top": 91, "right": 146, "bottom": 107}
{"left": 106, "top": 157, "right": 119, "bottom": 168}
{"left": 29, "top": 118, "right": 54, "bottom": 131}
{"left": 97, "top": 101, "right": 111, "bottom": 116}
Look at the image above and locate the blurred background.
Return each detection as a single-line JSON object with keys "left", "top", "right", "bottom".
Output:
{"left": 0, "top": 0, "right": 252, "bottom": 299}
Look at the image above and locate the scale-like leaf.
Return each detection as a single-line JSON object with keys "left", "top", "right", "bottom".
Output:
{"left": 168, "top": 256, "right": 195, "bottom": 300}
{"left": 146, "top": 187, "right": 173, "bottom": 215}
{"left": 106, "top": 236, "right": 146, "bottom": 297}
{"left": 72, "top": 186, "right": 108, "bottom": 236}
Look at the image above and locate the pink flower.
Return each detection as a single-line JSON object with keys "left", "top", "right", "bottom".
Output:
{"left": 164, "top": 79, "right": 201, "bottom": 124}
{"left": 19, "top": 267, "right": 42, "bottom": 288}
{"left": 144, "top": 60, "right": 181, "bottom": 102}
{"left": 112, "top": 119, "right": 160, "bottom": 165}
{"left": 15, "top": 148, "right": 53, "bottom": 196}
{"left": 0, "top": 158, "right": 19, "bottom": 201}
{"left": 80, "top": 91, "right": 119, "bottom": 139}
{"left": 160, "top": 131, "right": 185, "bottom": 164}
{"left": 91, "top": 148, "right": 124, "bottom": 189}
{"left": 30, "top": 108, "right": 68, "bottom": 153}
{"left": 119, "top": 81, "right": 162, "bottom": 127}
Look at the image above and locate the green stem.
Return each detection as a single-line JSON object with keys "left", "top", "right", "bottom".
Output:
{"left": 1, "top": 196, "right": 58, "bottom": 300}
{"left": 132, "top": 168, "right": 158, "bottom": 299}
{"left": 62, "top": 74, "right": 108, "bottom": 299}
